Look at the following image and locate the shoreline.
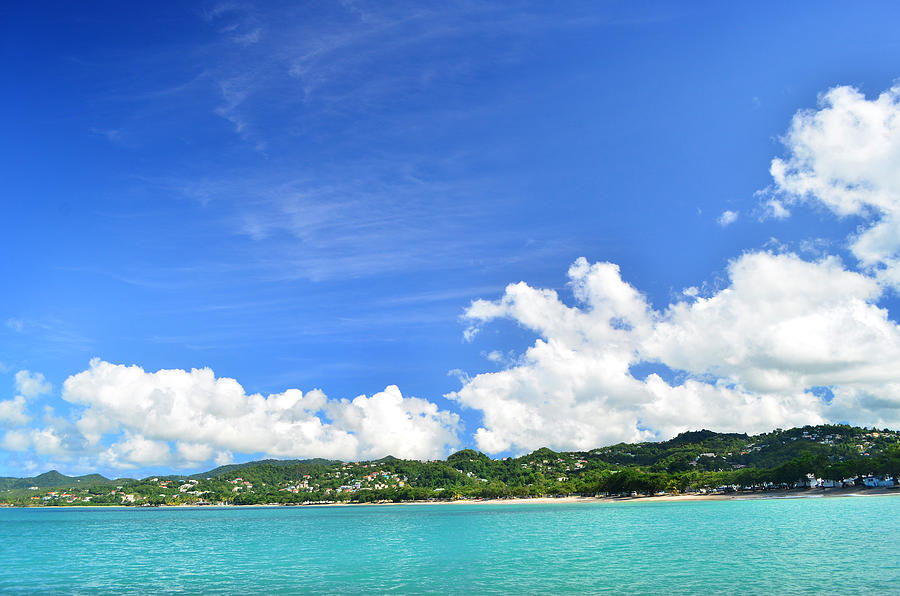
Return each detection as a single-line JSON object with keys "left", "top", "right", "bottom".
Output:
{"left": 4, "top": 486, "right": 898, "bottom": 509}
{"left": 594, "top": 486, "right": 900, "bottom": 503}
{"left": 408, "top": 486, "right": 900, "bottom": 506}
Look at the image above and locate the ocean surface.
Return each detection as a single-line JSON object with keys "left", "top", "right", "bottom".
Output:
{"left": 1, "top": 496, "right": 898, "bottom": 594}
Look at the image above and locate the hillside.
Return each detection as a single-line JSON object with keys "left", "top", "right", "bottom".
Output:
{"left": 2, "top": 424, "right": 897, "bottom": 506}
{"left": 0, "top": 471, "right": 115, "bottom": 491}
{"left": 188, "top": 458, "right": 340, "bottom": 480}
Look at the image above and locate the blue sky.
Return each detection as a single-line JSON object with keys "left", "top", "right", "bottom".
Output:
{"left": 3, "top": 2, "right": 900, "bottom": 477}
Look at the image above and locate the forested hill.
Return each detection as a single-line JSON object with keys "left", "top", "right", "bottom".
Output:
{"left": 0, "top": 471, "right": 115, "bottom": 491}
{"left": 2, "top": 424, "right": 898, "bottom": 506}
{"left": 188, "top": 458, "right": 341, "bottom": 480}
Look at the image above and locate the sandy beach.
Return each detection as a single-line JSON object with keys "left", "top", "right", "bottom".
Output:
{"left": 8, "top": 486, "right": 897, "bottom": 509}
{"left": 286, "top": 486, "right": 900, "bottom": 508}
{"left": 415, "top": 486, "right": 900, "bottom": 507}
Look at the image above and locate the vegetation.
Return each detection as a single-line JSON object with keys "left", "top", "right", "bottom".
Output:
{"left": 1, "top": 425, "right": 898, "bottom": 507}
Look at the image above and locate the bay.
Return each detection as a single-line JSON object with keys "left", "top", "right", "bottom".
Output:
{"left": 1, "top": 496, "right": 897, "bottom": 594}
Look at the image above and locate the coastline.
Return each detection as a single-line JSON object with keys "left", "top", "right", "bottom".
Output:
{"left": 5, "top": 486, "right": 898, "bottom": 509}
{"left": 411, "top": 486, "right": 900, "bottom": 506}
{"left": 593, "top": 486, "right": 900, "bottom": 503}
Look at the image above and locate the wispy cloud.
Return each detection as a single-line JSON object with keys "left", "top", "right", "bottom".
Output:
{"left": 70, "top": 4, "right": 626, "bottom": 287}
{"left": 154, "top": 160, "right": 534, "bottom": 282}
{"left": 376, "top": 286, "right": 501, "bottom": 307}
{"left": 194, "top": 3, "right": 637, "bottom": 150}
{"left": 3, "top": 317, "right": 93, "bottom": 352}
{"left": 717, "top": 210, "right": 739, "bottom": 227}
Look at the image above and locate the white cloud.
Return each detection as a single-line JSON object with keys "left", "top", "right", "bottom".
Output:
{"left": 19, "top": 407, "right": 94, "bottom": 460}
{"left": 771, "top": 84, "right": 900, "bottom": 287}
{"left": 645, "top": 252, "right": 895, "bottom": 394}
{"left": 1, "top": 429, "right": 30, "bottom": 451}
{"left": 451, "top": 252, "right": 900, "bottom": 455}
{"left": 60, "top": 359, "right": 459, "bottom": 469}
{"left": 99, "top": 435, "right": 173, "bottom": 469}
{"left": 717, "top": 210, "right": 739, "bottom": 226}
{"left": 214, "top": 450, "right": 234, "bottom": 467}
{"left": 462, "top": 326, "right": 480, "bottom": 342}
{"left": 0, "top": 396, "right": 30, "bottom": 427}
{"left": 761, "top": 198, "right": 790, "bottom": 220}
{"left": 30, "top": 427, "right": 67, "bottom": 456}
{"left": 485, "top": 350, "right": 504, "bottom": 363}
{"left": 14, "top": 370, "right": 51, "bottom": 399}
{"left": 325, "top": 385, "right": 460, "bottom": 461}
{"left": 174, "top": 441, "right": 215, "bottom": 466}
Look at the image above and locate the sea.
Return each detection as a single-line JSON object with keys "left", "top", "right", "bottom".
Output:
{"left": 1, "top": 496, "right": 897, "bottom": 594}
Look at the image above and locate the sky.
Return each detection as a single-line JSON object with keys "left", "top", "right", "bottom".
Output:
{"left": 3, "top": 1, "right": 900, "bottom": 478}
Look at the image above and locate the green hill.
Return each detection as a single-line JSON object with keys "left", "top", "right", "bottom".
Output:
{"left": 0, "top": 470, "right": 114, "bottom": 491}
{"left": 188, "top": 458, "right": 340, "bottom": 480}
{"left": 2, "top": 424, "right": 897, "bottom": 506}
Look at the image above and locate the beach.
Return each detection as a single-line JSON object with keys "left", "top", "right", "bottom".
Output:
{"left": 424, "top": 486, "right": 900, "bottom": 506}
{"left": 7, "top": 485, "right": 897, "bottom": 509}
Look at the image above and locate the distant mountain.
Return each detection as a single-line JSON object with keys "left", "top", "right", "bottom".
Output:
{"left": 0, "top": 470, "right": 114, "bottom": 491}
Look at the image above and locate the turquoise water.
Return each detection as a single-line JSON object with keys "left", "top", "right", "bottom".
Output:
{"left": 1, "top": 497, "right": 898, "bottom": 594}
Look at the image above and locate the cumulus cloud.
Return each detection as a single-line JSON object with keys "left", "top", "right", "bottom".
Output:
{"left": 0, "top": 396, "right": 30, "bottom": 427}
{"left": 14, "top": 370, "right": 51, "bottom": 398}
{"left": 450, "top": 252, "right": 900, "bottom": 455}
{"left": 99, "top": 435, "right": 173, "bottom": 469}
{"left": 10, "top": 408, "right": 93, "bottom": 458}
{"left": 325, "top": 385, "right": 460, "bottom": 461}
{"left": 447, "top": 83, "right": 900, "bottom": 455}
{"left": 771, "top": 84, "right": 900, "bottom": 287}
{"left": 30, "top": 426, "right": 70, "bottom": 456}
{"left": 717, "top": 210, "right": 739, "bottom": 226}
{"left": 1, "top": 429, "right": 30, "bottom": 451}
{"left": 59, "top": 359, "right": 459, "bottom": 469}
{"left": 760, "top": 198, "right": 790, "bottom": 220}
{"left": 645, "top": 252, "right": 895, "bottom": 393}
